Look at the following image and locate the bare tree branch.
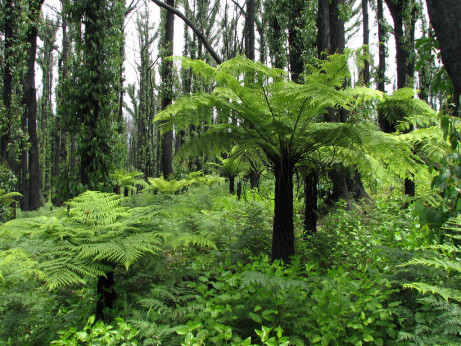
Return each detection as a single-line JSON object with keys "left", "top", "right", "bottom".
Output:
{"left": 150, "top": 0, "right": 223, "bottom": 64}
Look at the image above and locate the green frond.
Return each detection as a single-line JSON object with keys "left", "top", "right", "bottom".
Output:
{"left": 76, "top": 233, "right": 163, "bottom": 270}
{"left": 145, "top": 177, "right": 193, "bottom": 194}
{"left": 405, "top": 257, "right": 461, "bottom": 275}
{"left": 403, "top": 282, "right": 461, "bottom": 303}
{"left": 0, "top": 189, "right": 22, "bottom": 205}
{"left": 377, "top": 88, "right": 437, "bottom": 128}
{"left": 65, "top": 190, "right": 128, "bottom": 225}
{"left": 37, "top": 256, "right": 108, "bottom": 289}
{"left": 158, "top": 232, "right": 216, "bottom": 251}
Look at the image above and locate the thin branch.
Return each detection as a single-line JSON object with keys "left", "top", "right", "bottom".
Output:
{"left": 150, "top": 0, "right": 223, "bottom": 64}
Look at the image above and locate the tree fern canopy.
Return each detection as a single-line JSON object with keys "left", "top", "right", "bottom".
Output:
{"left": 155, "top": 55, "right": 415, "bottom": 178}
{"left": 0, "top": 189, "right": 216, "bottom": 289}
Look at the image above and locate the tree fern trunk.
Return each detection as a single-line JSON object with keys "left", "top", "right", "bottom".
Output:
{"left": 272, "top": 161, "right": 294, "bottom": 263}
{"left": 304, "top": 171, "right": 318, "bottom": 235}
{"left": 95, "top": 269, "right": 117, "bottom": 322}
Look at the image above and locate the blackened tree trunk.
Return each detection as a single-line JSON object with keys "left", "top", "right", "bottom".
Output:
{"left": 317, "top": 0, "right": 331, "bottom": 59}
{"left": 53, "top": 1, "right": 69, "bottom": 206}
{"left": 362, "top": 0, "right": 370, "bottom": 86}
{"left": 385, "top": 0, "right": 416, "bottom": 196}
{"left": 160, "top": 0, "right": 175, "bottom": 178}
{"left": 95, "top": 269, "right": 117, "bottom": 322}
{"left": 304, "top": 171, "right": 318, "bottom": 235}
{"left": 288, "top": 0, "right": 305, "bottom": 84}
{"left": 1, "top": 0, "right": 14, "bottom": 165}
{"left": 245, "top": 0, "right": 259, "bottom": 189}
{"left": 377, "top": 0, "right": 386, "bottom": 93}
{"left": 426, "top": 0, "right": 461, "bottom": 113}
{"left": 385, "top": 0, "right": 409, "bottom": 90}
{"left": 272, "top": 160, "right": 294, "bottom": 263}
{"left": 21, "top": 0, "right": 45, "bottom": 211}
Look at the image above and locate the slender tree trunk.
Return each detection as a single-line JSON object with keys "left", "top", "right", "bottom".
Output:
{"left": 1, "top": 0, "right": 14, "bottom": 165}
{"left": 362, "top": 0, "right": 370, "bottom": 86}
{"left": 377, "top": 0, "right": 386, "bottom": 93}
{"left": 304, "top": 171, "right": 318, "bottom": 235}
{"left": 160, "top": 0, "right": 175, "bottom": 178}
{"left": 426, "top": 0, "right": 461, "bottom": 113}
{"left": 22, "top": 0, "right": 45, "bottom": 210}
{"left": 245, "top": 0, "right": 259, "bottom": 188}
{"left": 272, "top": 160, "right": 294, "bottom": 263}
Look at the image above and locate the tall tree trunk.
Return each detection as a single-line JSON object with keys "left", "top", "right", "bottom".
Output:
{"left": 245, "top": 0, "right": 259, "bottom": 188}
{"left": 272, "top": 160, "right": 294, "bottom": 263}
{"left": 362, "top": 0, "right": 370, "bottom": 86}
{"left": 425, "top": 0, "right": 461, "bottom": 113}
{"left": 377, "top": 0, "right": 386, "bottom": 93}
{"left": 22, "top": 0, "right": 45, "bottom": 211}
{"left": 160, "top": 0, "right": 175, "bottom": 178}
{"left": 1, "top": 0, "right": 14, "bottom": 165}
{"left": 317, "top": 0, "right": 331, "bottom": 59}
{"left": 385, "top": 0, "right": 416, "bottom": 197}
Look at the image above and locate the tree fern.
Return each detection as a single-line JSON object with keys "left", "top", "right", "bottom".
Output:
{"left": 0, "top": 189, "right": 216, "bottom": 319}
{"left": 155, "top": 55, "right": 418, "bottom": 262}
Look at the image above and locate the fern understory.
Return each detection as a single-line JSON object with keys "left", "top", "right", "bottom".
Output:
{"left": 0, "top": 180, "right": 460, "bottom": 345}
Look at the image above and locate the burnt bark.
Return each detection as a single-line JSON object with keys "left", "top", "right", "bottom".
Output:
{"left": 362, "top": 0, "right": 370, "bottom": 86}
{"left": 272, "top": 160, "right": 294, "bottom": 263}
{"left": 377, "top": 0, "right": 386, "bottom": 93}
{"left": 95, "top": 270, "right": 117, "bottom": 322}
{"left": 1, "top": 0, "right": 14, "bottom": 164}
{"left": 304, "top": 171, "right": 318, "bottom": 235}
{"left": 426, "top": 0, "right": 461, "bottom": 113}
{"left": 21, "top": 0, "right": 45, "bottom": 211}
{"left": 317, "top": 0, "right": 331, "bottom": 58}
{"left": 160, "top": 0, "right": 175, "bottom": 179}
{"left": 288, "top": 0, "right": 305, "bottom": 84}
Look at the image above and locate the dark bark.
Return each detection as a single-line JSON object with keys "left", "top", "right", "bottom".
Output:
{"left": 21, "top": 0, "right": 44, "bottom": 210}
{"left": 160, "top": 0, "right": 175, "bottom": 179}
{"left": 426, "top": 0, "right": 461, "bottom": 113}
{"left": 245, "top": 0, "right": 255, "bottom": 61}
{"left": 288, "top": 0, "right": 305, "bottom": 84}
{"left": 236, "top": 180, "right": 242, "bottom": 200}
{"left": 329, "top": 0, "right": 345, "bottom": 54}
{"left": 385, "top": 0, "right": 409, "bottom": 89}
{"left": 95, "top": 270, "right": 117, "bottom": 322}
{"left": 245, "top": 0, "right": 259, "bottom": 188}
{"left": 317, "top": 0, "right": 331, "bottom": 58}
{"left": 377, "top": 0, "right": 386, "bottom": 93}
{"left": 272, "top": 160, "right": 294, "bottom": 263}
{"left": 53, "top": 4, "right": 69, "bottom": 207}
{"left": 1, "top": 0, "right": 14, "bottom": 165}
{"left": 304, "top": 171, "right": 318, "bottom": 235}
{"left": 385, "top": 0, "right": 416, "bottom": 196}
{"left": 229, "top": 175, "right": 235, "bottom": 194}
{"left": 362, "top": 0, "right": 370, "bottom": 86}
{"left": 150, "top": 0, "right": 222, "bottom": 65}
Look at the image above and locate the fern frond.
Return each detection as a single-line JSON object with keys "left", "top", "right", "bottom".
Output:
{"left": 159, "top": 232, "right": 217, "bottom": 251}
{"left": 403, "top": 282, "right": 461, "bottom": 303}
{"left": 65, "top": 191, "right": 128, "bottom": 225}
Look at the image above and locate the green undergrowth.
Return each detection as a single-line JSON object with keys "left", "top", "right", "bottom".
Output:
{"left": 0, "top": 184, "right": 460, "bottom": 344}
